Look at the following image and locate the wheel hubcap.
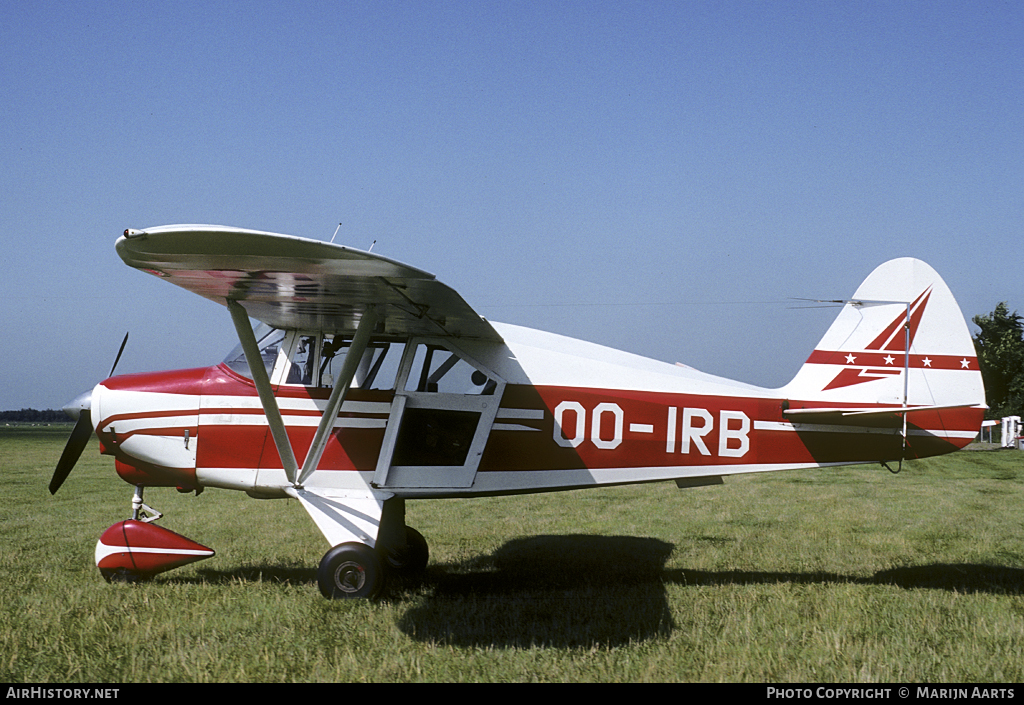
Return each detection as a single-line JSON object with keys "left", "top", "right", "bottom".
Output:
{"left": 334, "top": 560, "right": 365, "bottom": 593}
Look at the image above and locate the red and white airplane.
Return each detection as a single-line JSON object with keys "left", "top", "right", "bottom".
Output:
{"left": 51, "top": 225, "right": 986, "bottom": 598}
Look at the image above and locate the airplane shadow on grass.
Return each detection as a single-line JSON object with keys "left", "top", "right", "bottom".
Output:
{"left": 394, "top": 535, "right": 1024, "bottom": 649}
{"left": 667, "top": 563, "right": 1024, "bottom": 595}
{"left": 187, "top": 535, "right": 1024, "bottom": 649}
{"left": 397, "top": 535, "right": 676, "bottom": 649}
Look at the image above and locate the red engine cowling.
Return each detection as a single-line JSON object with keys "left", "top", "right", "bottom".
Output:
{"left": 95, "top": 520, "right": 215, "bottom": 582}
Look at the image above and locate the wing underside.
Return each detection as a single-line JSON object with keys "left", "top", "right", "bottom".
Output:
{"left": 116, "top": 225, "right": 502, "bottom": 341}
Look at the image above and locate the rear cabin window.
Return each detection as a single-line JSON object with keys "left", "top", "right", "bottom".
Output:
{"left": 403, "top": 343, "right": 496, "bottom": 395}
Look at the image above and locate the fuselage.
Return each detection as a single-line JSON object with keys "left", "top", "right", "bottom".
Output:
{"left": 90, "top": 321, "right": 983, "bottom": 500}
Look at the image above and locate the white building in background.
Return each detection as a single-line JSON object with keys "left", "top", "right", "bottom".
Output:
{"left": 1000, "top": 416, "right": 1021, "bottom": 449}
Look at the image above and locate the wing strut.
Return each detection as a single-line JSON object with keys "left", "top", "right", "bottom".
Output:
{"left": 228, "top": 299, "right": 380, "bottom": 489}
{"left": 228, "top": 299, "right": 300, "bottom": 485}
{"left": 296, "top": 306, "right": 378, "bottom": 487}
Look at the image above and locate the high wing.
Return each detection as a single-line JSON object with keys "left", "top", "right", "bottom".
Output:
{"left": 116, "top": 224, "right": 502, "bottom": 341}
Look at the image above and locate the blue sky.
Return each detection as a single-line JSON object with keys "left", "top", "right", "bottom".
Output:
{"left": 2, "top": 1, "right": 1022, "bottom": 410}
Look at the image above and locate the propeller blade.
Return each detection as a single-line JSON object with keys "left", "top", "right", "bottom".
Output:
{"left": 51, "top": 329, "right": 125, "bottom": 494}
{"left": 50, "top": 409, "right": 92, "bottom": 495}
{"left": 109, "top": 332, "right": 129, "bottom": 377}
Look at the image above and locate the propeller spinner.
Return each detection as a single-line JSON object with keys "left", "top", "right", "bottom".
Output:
{"left": 49, "top": 332, "right": 128, "bottom": 495}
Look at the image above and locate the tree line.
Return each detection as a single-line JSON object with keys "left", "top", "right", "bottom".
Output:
{"left": 0, "top": 409, "right": 69, "bottom": 423}
{"left": 0, "top": 407, "right": 68, "bottom": 424}
{"left": 973, "top": 302, "right": 1024, "bottom": 419}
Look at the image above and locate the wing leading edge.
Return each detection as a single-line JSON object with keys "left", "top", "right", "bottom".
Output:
{"left": 116, "top": 225, "right": 502, "bottom": 341}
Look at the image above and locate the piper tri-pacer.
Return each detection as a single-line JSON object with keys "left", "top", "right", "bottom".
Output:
{"left": 50, "top": 226, "right": 986, "bottom": 598}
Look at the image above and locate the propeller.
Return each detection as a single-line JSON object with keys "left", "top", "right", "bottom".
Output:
{"left": 49, "top": 332, "right": 129, "bottom": 495}
{"left": 49, "top": 406, "right": 93, "bottom": 494}
{"left": 109, "top": 331, "right": 129, "bottom": 378}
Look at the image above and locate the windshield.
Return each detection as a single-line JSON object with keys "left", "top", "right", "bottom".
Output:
{"left": 222, "top": 324, "right": 285, "bottom": 379}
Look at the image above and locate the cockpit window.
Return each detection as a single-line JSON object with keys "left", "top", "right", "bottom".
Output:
{"left": 222, "top": 325, "right": 285, "bottom": 380}
{"left": 261, "top": 331, "right": 406, "bottom": 390}
{"left": 224, "top": 329, "right": 494, "bottom": 396}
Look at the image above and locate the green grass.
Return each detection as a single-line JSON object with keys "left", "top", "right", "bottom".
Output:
{"left": 2, "top": 426, "right": 1023, "bottom": 682}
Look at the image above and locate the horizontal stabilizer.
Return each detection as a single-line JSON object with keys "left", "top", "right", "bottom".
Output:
{"left": 783, "top": 403, "right": 985, "bottom": 429}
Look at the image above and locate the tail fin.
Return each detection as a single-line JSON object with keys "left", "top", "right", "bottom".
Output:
{"left": 780, "top": 258, "right": 985, "bottom": 453}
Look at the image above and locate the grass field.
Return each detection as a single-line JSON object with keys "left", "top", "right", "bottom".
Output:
{"left": 2, "top": 426, "right": 1023, "bottom": 682}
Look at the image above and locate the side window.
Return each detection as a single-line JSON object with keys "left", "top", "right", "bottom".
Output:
{"left": 353, "top": 340, "right": 406, "bottom": 390}
{"left": 285, "top": 335, "right": 317, "bottom": 385}
{"left": 278, "top": 333, "right": 407, "bottom": 390}
{"left": 318, "top": 335, "right": 345, "bottom": 388}
{"left": 321, "top": 337, "right": 406, "bottom": 390}
{"left": 403, "top": 343, "right": 496, "bottom": 395}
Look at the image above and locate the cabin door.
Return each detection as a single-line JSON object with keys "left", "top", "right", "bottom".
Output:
{"left": 372, "top": 341, "right": 504, "bottom": 489}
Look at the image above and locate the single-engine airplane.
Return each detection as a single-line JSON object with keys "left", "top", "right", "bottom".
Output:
{"left": 50, "top": 226, "right": 986, "bottom": 598}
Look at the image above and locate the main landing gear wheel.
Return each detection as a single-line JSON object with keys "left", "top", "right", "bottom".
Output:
{"left": 383, "top": 527, "right": 429, "bottom": 577}
{"left": 317, "top": 542, "right": 385, "bottom": 600}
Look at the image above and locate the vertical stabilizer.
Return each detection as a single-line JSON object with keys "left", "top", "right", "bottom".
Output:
{"left": 781, "top": 258, "right": 984, "bottom": 412}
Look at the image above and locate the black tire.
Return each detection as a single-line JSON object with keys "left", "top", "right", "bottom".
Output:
{"left": 317, "top": 542, "right": 385, "bottom": 600}
{"left": 383, "top": 526, "right": 429, "bottom": 576}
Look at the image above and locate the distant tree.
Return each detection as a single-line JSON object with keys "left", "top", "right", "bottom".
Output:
{"left": 0, "top": 408, "right": 67, "bottom": 423}
{"left": 972, "top": 302, "right": 1024, "bottom": 419}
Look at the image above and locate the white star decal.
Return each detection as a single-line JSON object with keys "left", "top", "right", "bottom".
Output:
{"left": 961, "top": 358, "right": 971, "bottom": 369}
{"left": 884, "top": 355, "right": 895, "bottom": 365}
{"left": 845, "top": 354, "right": 857, "bottom": 364}
{"left": 922, "top": 357, "right": 932, "bottom": 367}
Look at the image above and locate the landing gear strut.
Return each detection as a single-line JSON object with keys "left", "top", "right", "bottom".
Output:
{"left": 130, "top": 485, "right": 162, "bottom": 522}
